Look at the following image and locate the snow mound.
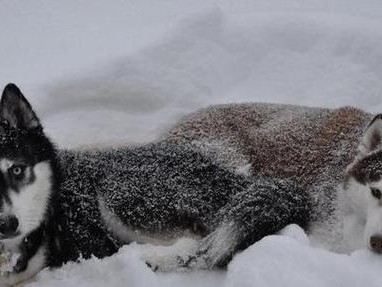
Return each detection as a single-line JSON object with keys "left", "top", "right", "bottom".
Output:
{"left": 226, "top": 234, "right": 382, "bottom": 287}
{"left": 42, "top": 9, "right": 382, "bottom": 147}
{"left": 278, "top": 223, "right": 309, "bottom": 246}
{"left": 27, "top": 230, "right": 382, "bottom": 287}
{"left": 30, "top": 240, "right": 223, "bottom": 287}
{"left": 29, "top": 246, "right": 155, "bottom": 287}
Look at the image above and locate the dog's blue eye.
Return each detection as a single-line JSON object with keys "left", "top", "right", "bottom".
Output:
{"left": 9, "top": 165, "right": 25, "bottom": 178}
{"left": 12, "top": 167, "right": 22, "bottom": 175}
{"left": 371, "top": 188, "right": 382, "bottom": 199}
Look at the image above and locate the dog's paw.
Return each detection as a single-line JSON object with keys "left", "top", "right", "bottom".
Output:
{"left": 144, "top": 253, "right": 212, "bottom": 272}
{"left": 144, "top": 255, "right": 180, "bottom": 272}
{"left": 144, "top": 254, "right": 192, "bottom": 272}
{"left": 0, "top": 251, "right": 21, "bottom": 276}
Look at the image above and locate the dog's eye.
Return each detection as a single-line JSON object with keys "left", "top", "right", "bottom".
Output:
{"left": 12, "top": 167, "right": 22, "bottom": 175}
{"left": 371, "top": 187, "right": 382, "bottom": 199}
{"left": 9, "top": 165, "right": 26, "bottom": 179}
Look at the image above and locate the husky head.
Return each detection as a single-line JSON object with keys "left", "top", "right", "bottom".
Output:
{"left": 0, "top": 84, "right": 56, "bottom": 242}
{"left": 344, "top": 114, "right": 382, "bottom": 253}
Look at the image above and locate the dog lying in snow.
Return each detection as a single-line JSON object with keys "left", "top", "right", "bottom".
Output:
{"left": 0, "top": 84, "right": 308, "bottom": 286}
{"left": 163, "top": 103, "right": 382, "bottom": 252}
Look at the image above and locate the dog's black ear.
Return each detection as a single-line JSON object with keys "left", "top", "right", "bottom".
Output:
{"left": 358, "top": 114, "right": 382, "bottom": 154}
{"left": 0, "top": 83, "right": 41, "bottom": 131}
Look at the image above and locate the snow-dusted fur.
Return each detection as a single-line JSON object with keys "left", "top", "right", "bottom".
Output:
{"left": 0, "top": 85, "right": 310, "bottom": 286}
{"left": 163, "top": 103, "right": 382, "bottom": 251}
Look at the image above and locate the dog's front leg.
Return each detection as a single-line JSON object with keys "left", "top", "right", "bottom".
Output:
{"left": 0, "top": 226, "right": 47, "bottom": 286}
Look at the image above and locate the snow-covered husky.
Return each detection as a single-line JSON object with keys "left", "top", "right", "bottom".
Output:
{"left": 163, "top": 103, "right": 382, "bottom": 252}
{"left": 0, "top": 84, "right": 308, "bottom": 286}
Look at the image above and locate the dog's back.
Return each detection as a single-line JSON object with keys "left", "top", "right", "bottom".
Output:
{"left": 165, "top": 103, "right": 372, "bottom": 188}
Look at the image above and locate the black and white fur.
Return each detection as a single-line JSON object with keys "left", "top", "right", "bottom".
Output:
{"left": 0, "top": 84, "right": 309, "bottom": 286}
{"left": 342, "top": 115, "right": 382, "bottom": 252}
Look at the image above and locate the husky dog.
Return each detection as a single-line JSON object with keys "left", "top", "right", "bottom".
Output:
{"left": 163, "top": 103, "right": 382, "bottom": 252}
{"left": 0, "top": 84, "right": 309, "bottom": 286}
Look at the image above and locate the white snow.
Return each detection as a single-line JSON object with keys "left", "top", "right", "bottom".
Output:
{"left": 2, "top": 0, "right": 382, "bottom": 286}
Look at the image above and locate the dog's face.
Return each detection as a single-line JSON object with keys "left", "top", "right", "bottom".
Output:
{"left": 345, "top": 115, "right": 382, "bottom": 253}
{"left": 0, "top": 84, "right": 55, "bottom": 243}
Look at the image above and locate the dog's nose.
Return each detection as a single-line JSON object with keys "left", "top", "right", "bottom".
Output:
{"left": 0, "top": 216, "right": 19, "bottom": 237}
{"left": 370, "top": 235, "right": 382, "bottom": 253}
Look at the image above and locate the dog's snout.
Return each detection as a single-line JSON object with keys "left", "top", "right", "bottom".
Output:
{"left": 0, "top": 216, "right": 19, "bottom": 237}
{"left": 370, "top": 235, "right": 382, "bottom": 253}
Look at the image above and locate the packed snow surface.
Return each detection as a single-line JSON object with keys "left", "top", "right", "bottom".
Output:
{"left": 2, "top": 0, "right": 382, "bottom": 286}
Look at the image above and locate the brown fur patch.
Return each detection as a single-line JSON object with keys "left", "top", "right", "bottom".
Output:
{"left": 165, "top": 103, "right": 371, "bottom": 189}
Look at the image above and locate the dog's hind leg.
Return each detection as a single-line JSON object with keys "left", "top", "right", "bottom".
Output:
{"left": 146, "top": 177, "right": 310, "bottom": 271}
{"left": 184, "top": 177, "right": 310, "bottom": 269}
{"left": 144, "top": 222, "right": 239, "bottom": 272}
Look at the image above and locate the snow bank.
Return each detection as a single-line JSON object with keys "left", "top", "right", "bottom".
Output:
{"left": 2, "top": 0, "right": 382, "bottom": 286}
{"left": 28, "top": 246, "right": 157, "bottom": 287}
{"left": 42, "top": 8, "right": 382, "bottom": 147}
{"left": 227, "top": 231, "right": 382, "bottom": 287}
{"left": 27, "top": 226, "right": 382, "bottom": 287}
{"left": 29, "top": 239, "right": 224, "bottom": 287}
{"left": 4, "top": 1, "right": 382, "bottom": 148}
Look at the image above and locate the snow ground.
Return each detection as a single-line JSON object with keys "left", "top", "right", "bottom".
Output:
{"left": 2, "top": 0, "right": 382, "bottom": 286}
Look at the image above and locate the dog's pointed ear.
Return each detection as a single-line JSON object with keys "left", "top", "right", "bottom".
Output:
{"left": 0, "top": 83, "right": 41, "bottom": 131}
{"left": 358, "top": 114, "right": 382, "bottom": 154}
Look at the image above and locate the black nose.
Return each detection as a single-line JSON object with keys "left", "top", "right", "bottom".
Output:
{"left": 370, "top": 235, "right": 382, "bottom": 253}
{"left": 0, "top": 216, "right": 19, "bottom": 237}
